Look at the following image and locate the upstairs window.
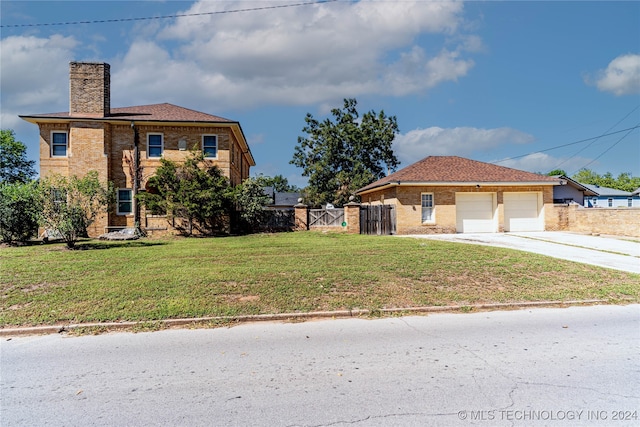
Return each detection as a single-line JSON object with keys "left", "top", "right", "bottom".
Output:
{"left": 51, "top": 132, "right": 68, "bottom": 157}
{"left": 421, "top": 193, "right": 434, "bottom": 223}
{"left": 117, "top": 189, "right": 133, "bottom": 215}
{"left": 148, "top": 134, "right": 163, "bottom": 158}
{"left": 202, "top": 135, "right": 217, "bottom": 158}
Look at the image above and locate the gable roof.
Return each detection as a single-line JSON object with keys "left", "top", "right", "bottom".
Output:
{"left": 551, "top": 175, "right": 598, "bottom": 196}
{"left": 20, "top": 103, "right": 234, "bottom": 123}
{"left": 581, "top": 184, "right": 632, "bottom": 197}
{"left": 358, "top": 156, "right": 559, "bottom": 194}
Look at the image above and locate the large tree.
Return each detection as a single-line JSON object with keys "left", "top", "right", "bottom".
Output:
{"left": 1, "top": 129, "right": 36, "bottom": 184}
{"left": 291, "top": 98, "right": 399, "bottom": 207}
{"left": 138, "top": 152, "right": 233, "bottom": 236}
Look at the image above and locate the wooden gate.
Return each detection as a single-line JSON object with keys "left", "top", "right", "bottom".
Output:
{"left": 360, "top": 205, "right": 396, "bottom": 235}
{"left": 309, "top": 208, "right": 345, "bottom": 227}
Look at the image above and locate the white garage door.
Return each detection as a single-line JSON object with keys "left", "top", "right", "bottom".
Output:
{"left": 504, "top": 192, "right": 543, "bottom": 232}
{"left": 456, "top": 193, "right": 496, "bottom": 233}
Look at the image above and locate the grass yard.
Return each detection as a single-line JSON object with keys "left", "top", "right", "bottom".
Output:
{"left": 1, "top": 232, "right": 638, "bottom": 327}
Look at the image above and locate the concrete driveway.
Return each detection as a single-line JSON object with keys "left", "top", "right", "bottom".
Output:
{"left": 401, "top": 232, "right": 640, "bottom": 274}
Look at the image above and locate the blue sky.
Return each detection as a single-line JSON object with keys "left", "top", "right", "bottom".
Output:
{"left": 1, "top": 0, "right": 639, "bottom": 188}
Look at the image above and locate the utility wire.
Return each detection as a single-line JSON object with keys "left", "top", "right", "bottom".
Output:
{"left": 546, "top": 104, "right": 640, "bottom": 173}
{"left": 492, "top": 125, "right": 640, "bottom": 164}
{"left": 0, "top": 0, "right": 339, "bottom": 28}
{"left": 569, "top": 124, "right": 639, "bottom": 173}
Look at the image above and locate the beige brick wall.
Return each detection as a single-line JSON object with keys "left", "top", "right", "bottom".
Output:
{"left": 361, "top": 185, "right": 555, "bottom": 235}
{"left": 552, "top": 205, "right": 640, "bottom": 237}
{"left": 69, "top": 62, "right": 110, "bottom": 117}
{"left": 38, "top": 121, "right": 252, "bottom": 236}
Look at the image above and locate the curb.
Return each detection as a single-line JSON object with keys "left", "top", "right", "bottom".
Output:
{"left": 0, "top": 299, "right": 608, "bottom": 337}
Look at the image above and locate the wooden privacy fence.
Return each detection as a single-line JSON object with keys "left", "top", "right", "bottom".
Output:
{"left": 360, "top": 205, "right": 396, "bottom": 235}
{"left": 309, "top": 208, "right": 345, "bottom": 227}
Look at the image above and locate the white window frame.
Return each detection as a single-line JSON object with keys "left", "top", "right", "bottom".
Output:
{"left": 51, "top": 131, "right": 68, "bottom": 157}
{"left": 117, "top": 189, "right": 133, "bottom": 215}
{"left": 421, "top": 192, "right": 435, "bottom": 223}
{"left": 628, "top": 198, "right": 633, "bottom": 208}
{"left": 202, "top": 135, "right": 218, "bottom": 159}
{"left": 147, "top": 133, "right": 164, "bottom": 158}
{"left": 607, "top": 198, "right": 613, "bottom": 207}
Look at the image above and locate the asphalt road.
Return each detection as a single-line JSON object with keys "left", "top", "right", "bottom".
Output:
{"left": 401, "top": 232, "right": 640, "bottom": 274}
{"left": 2, "top": 304, "right": 639, "bottom": 426}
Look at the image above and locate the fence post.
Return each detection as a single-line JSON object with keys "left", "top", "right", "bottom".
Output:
{"left": 294, "top": 202, "right": 309, "bottom": 231}
{"left": 344, "top": 201, "right": 361, "bottom": 234}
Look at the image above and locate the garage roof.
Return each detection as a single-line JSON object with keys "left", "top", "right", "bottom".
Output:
{"left": 357, "top": 156, "right": 559, "bottom": 193}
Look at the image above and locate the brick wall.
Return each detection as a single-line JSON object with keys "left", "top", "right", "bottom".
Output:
{"left": 553, "top": 205, "right": 640, "bottom": 237}
{"left": 361, "top": 185, "right": 554, "bottom": 235}
{"left": 69, "top": 62, "right": 110, "bottom": 118}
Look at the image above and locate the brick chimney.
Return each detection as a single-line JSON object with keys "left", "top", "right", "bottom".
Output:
{"left": 69, "top": 61, "right": 110, "bottom": 117}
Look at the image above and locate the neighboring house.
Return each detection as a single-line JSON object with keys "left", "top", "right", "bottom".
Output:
{"left": 356, "top": 156, "right": 560, "bottom": 234}
{"left": 551, "top": 175, "right": 597, "bottom": 205}
{"left": 20, "top": 62, "right": 255, "bottom": 237}
{"left": 580, "top": 184, "right": 638, "bottom": 208}
{"left": 263, "top": 187, "right": 302, "bottom": 210}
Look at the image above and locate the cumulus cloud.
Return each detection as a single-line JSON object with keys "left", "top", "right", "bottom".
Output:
{"left": 589, "top": 53, "right": 640, "bottom": 96}
{"left": 110, "top": 0, "right": 475, "bottom": 109}
{"left": 393, "top": 126, "right": 534, "bottom": 165}
{"left": 0, "top": 34, "right": 77, "bottom": 131}
{"left": 0, "top": 35, "right": 77, "bottom": 111}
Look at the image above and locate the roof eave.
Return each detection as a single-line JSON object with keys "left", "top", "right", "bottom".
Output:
{"left": 357, "top": 180, "right": 559, "bottom": 196}
{"left": 19, "top": 115, "right": 256, "bottom": 166}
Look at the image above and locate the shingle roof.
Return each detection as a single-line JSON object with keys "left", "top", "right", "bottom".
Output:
{"left": 551, "top": 175, "right": 598, "bottom": 196}
{"left": 21, "top": 103, "right": 235, "bottom": 123}
{"left": 358, "top": 156, "right": 559, "bottom": 193}
{"left": 581, "top": 184, "right": 632, "bottom": 197}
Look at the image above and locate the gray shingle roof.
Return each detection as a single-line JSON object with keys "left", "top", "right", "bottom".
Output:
{"left": 580, "top": 184, "right": 632, "bottom": 197}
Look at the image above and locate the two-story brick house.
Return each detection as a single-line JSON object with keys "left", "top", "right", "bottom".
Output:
{"left": 20, "top": 61, "right": 255, "bottom": 237}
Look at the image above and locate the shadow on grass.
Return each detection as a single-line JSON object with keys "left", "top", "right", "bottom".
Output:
{"left": 74, "top": 240, "right": 168, "bottom": 250}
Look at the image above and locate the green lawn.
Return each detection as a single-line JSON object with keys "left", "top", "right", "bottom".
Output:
{"left": 1, "top": 232, "right": 638, "bottom": 327}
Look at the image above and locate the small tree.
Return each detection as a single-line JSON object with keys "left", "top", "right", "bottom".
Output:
{"left": 0, "top": 181, "right": 41, "bottom": 244}
{"left": 1, "top": 129, "right": 36, "bottom": 184}
{"left": 138, "top": 152, "right": 233, "bottom": 236}
{"left": 234, "top": 176, "right": 272, "bottom": 232}
{"left": 39, "top": 171, "right": 113, "bottom": 248}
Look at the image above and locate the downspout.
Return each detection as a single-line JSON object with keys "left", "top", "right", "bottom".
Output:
{"left": 131, "top": 122, "right": 140, "bottom": 229}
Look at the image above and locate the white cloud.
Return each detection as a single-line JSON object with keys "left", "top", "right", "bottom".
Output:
{"left": 393, "top": 126, "right": 534, "bottom": 165}
{"left": 590, "top": 53, "right": 640, "bottom": 96}
{"left": 0, "top": 35, "right": 77, "bottom": 112}
{"left": 111, "top": 0, "right": 475, "bottom": 109}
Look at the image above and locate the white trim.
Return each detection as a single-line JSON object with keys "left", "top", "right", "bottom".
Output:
{"left": 50, "top": 130, "right": 68, "bottom": 157}
{"left": 202, "top": 134, "right": 218, "bottom": 159}
{"left": 116, "top": 188, "right": 133, "bottom": 215}
{"left": 421, "top": 192, "right": 435, "bottom": 224}
{"left": 358, "top": 180, "right": 558, "bottom": 196}
{"left": 147, "top": 133, "right": 164, "bottom": 158}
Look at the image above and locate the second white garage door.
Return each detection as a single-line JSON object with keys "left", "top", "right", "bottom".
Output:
{"left": 503, "top": 192, "right": 543, "bottom": 232}
{"left": 456, "top": 193, "right": 496, "bottom": 233}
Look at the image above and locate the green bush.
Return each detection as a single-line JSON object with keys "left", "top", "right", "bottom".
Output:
{"left": 0, "top": 181, "right": 41, "bottom": 244}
